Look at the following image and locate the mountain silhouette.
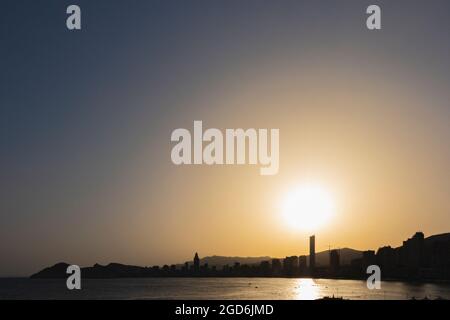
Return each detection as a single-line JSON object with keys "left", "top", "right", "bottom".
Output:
{"left": 31, "top": 262, "right": 149, "bottom": 279}
{"left": 310, "top": 248, "right": 362, "bottom": 266}
{"left": 30, "top": 262, "right": 70, "bottom": 279}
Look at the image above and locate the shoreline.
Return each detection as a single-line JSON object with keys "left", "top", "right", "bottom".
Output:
{"left": 4, "top": 275, "right": 447, "bottom": 286}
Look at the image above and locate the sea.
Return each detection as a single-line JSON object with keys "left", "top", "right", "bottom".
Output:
{"left": 0, "top": 277, "right": 449, "bottom": 300}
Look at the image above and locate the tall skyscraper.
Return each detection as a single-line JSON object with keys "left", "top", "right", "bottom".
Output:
{"left": 193, "top": 252, "right": 200, "bottom": 271}
{"left": 299, "top": 255, "right": 307, "bottom": 272}
{"left": 309, "top": 235, "right": 316, "bottom": 271}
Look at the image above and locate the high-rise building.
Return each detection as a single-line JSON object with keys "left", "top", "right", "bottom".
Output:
{"left": 283, "top": 256, "right": 299, "bottom": 275}
{"left": 193, "top": 252, "right": 200, "bottom": 271}
{"left": 259, "top": 260, "right": 271, "bottom": 275}
{"left": 309, "top": 235, "right": 316, "bottom": 271}
{"left": 362, "top": 250, "right": 376, "bottom": 271}
{"left": 400, "top": 232, "right": 424, "bottom": 269}
{"left": 299, "top": 255, "right": 307, "bottom": 272}
{"left": 271, "top": 258, "right": 282, "bottom": 275}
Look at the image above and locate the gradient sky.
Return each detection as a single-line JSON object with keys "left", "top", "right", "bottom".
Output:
{"left": 1, "top": 0, "right": 449, "bottom": 276}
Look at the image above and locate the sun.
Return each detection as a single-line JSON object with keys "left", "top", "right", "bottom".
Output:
{"left": 281, "top": 184, "right": 335, "bottom": 232}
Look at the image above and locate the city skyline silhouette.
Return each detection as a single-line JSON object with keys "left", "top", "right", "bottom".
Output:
{"left": 31, "top": 231, "right": 450, "bottom": 282}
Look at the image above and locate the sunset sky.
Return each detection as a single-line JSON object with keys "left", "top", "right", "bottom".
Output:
{"left": 1, "top": 0, "right": 449, "bottom": 276}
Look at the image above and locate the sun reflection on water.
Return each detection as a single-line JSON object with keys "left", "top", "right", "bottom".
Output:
{"left": 294, "top": 278, "right": 321, "bottom": 300}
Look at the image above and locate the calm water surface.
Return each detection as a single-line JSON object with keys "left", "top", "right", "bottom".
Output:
{"left": 1, "top": 278, "right": 449, "bottom": 300}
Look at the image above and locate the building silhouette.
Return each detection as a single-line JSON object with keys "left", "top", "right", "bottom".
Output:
{"left": 362, "top": 250, "right": 376, "bottom": 271}
{"left": 399, "top": 232, "right": 424, "bottom": 272}
{"left": 309, "top": 235, "right": 316, "bottom": 272}
{"left": 271, "top": 258, "right": 282, "bottom": 275}
{"left": 193, "top": 252, "right": 200, "bottom": 272}
{"left": 299, "top": 255, "right": 307, "bottom": 272}
{"left": 32, "top": 231, "right": 450, "bottom": 280}
{"left": 259, "top": 260, "right": 271, "bottom": 276}
{"left": 329, "top": 249, "right": 340, "bottom": 273}
{"left": 283, "top": 256, "right": 299, "bottom": 275}
{"left": 376, "top": 245, "right": 397, "bottom": 275}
